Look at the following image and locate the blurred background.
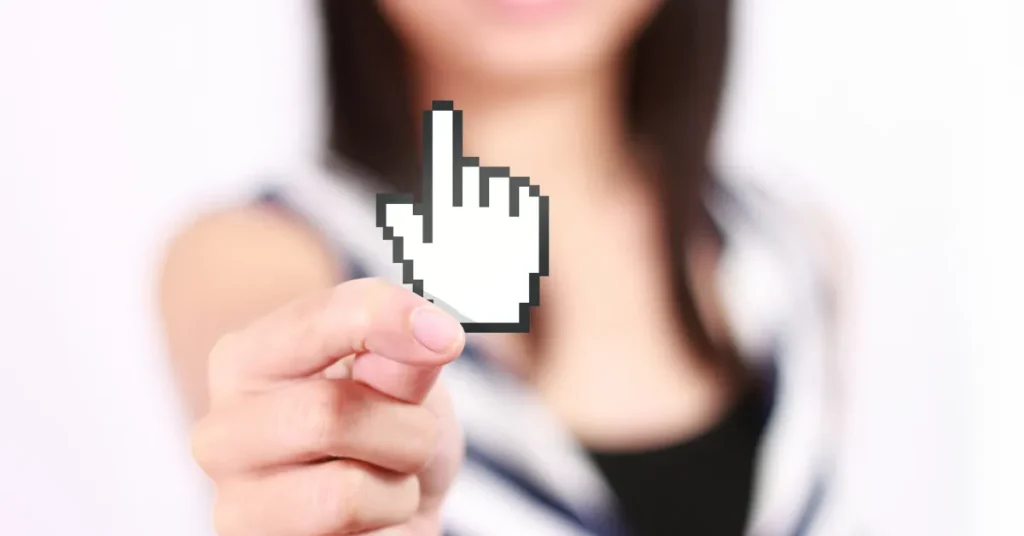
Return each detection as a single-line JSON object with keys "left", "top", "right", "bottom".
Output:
{"left": 0, "top": 0, "right": 1018, "bottom": 534}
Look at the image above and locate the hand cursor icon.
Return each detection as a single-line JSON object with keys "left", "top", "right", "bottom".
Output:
{"left": 377, "top": 101, "right": 549, "bottom": 333}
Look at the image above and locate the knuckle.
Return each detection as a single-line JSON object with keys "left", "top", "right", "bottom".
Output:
{"left": 207, "top": 331, "right": 243, "bottom": 387}
{"left": 337, "top": 305, "right": 372, "bottom": 353}
{"left": 332, "top": 284, "right": 376, "bottom": 348}
{"left": 188, "top": 418, "right": 219, "bottom": 475}
{"left": 289, "top": 313, "right": 330, "bottom": 363}
{"left": 400, "top": 406, "right": 442, "bottom": 473}
{"left": 311, "top": 462, "right": 366, "bottom": 532}
{"left": 300, "top": 381, "right": 348, "bottom": 452}
{"left": 290, "top": 289, "right": 335, "bottom": 323}
{"left": 279, "top": 294, "right": 333, "bottom": 355}
{"left": 395, "top": 475, "right": 423, "bottom": 520}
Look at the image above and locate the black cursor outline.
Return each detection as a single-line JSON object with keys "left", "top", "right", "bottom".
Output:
{"left": 376, "top": 100, "right": 549, "bottom": 333}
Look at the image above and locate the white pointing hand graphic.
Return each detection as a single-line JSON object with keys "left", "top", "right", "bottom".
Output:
{"left": 377, "top": 101, "right": 549, "bottom": 333}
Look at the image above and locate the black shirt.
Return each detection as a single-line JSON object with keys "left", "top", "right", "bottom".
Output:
{"left": 588, "top": 385, "right": 769, "bottom": 536}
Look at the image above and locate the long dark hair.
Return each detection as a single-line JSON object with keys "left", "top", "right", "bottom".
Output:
{"left": 318, "top": 1, "right": 740, "bottom": 372}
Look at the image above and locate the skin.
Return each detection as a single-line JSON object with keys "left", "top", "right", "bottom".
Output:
{"left": 380, "top": 0, "right": 734, "bottom": 449}
{"left": 160, "top": 1, "right": 747, "bottom": 534}
{"left": 188, "top": 278, "right": 465, "bottom": 535}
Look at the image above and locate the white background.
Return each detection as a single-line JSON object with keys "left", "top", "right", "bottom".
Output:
{"left": 0, "top": 0, "right": 1018, "bottom": 534}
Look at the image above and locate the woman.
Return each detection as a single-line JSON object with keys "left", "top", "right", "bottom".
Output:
{"left": 159, "top": 1, "right": 841, "bottom": 535}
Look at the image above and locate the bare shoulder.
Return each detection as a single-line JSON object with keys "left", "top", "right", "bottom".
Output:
{"left": 770, "top": 192, "right": 851, "bottom": 340}
{"left": 157, "top": 204, "right": 343, "bottom": 416}
{"left": 719, "top": 180, "right": 852, "bottom": 338}
{"left": 159, "top": 204, "right": 342, "bottom": 315}
{"left": 778, "top": 194, "right": 851, "bottom": 303}
{"left": 730, "top": 181, "right": 850, "bottom": 289}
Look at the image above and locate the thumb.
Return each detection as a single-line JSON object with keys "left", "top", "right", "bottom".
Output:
{"left": 377, "top": 194, "right": 426, "bottom": 292}
{"left": 349, "top": 300, "right": 464, "bottom": 405}
{"left": 378, "top": 196, "right": 423, "bottom": 246}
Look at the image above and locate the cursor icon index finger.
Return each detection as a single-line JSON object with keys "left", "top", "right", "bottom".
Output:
{"left": 422, "top": 101, "right": 463, "bottom": 243}
{"left": 378, "top": 100, "right": 550, "bottom": 334}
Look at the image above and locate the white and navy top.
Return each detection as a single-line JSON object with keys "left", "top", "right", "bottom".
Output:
{"left": 255, "top": 161, "right": 842, "bottom": 536}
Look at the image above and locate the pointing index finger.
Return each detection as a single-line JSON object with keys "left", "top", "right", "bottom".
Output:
{"left": 423, "top": 101, "right": 463, "bottom": 242}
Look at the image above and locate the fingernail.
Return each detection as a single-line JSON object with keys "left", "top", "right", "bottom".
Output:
{"left": 410, "top": 306, "right": 463, "bottom": 353}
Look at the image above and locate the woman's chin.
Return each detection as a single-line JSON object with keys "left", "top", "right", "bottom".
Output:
{"left": 452, "top": 40, "right": 613, "bottom": 87}
{"left": 380, "top": 0, "right": 662, "bottom": 89}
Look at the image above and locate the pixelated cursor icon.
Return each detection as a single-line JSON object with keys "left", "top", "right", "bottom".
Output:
{"left": 377, "top": 101, "right": 549, "bottom": 333}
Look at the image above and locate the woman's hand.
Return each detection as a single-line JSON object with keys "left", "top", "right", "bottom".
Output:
{"left": 189, "top": 278, "right": 465, "bottom": 536}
